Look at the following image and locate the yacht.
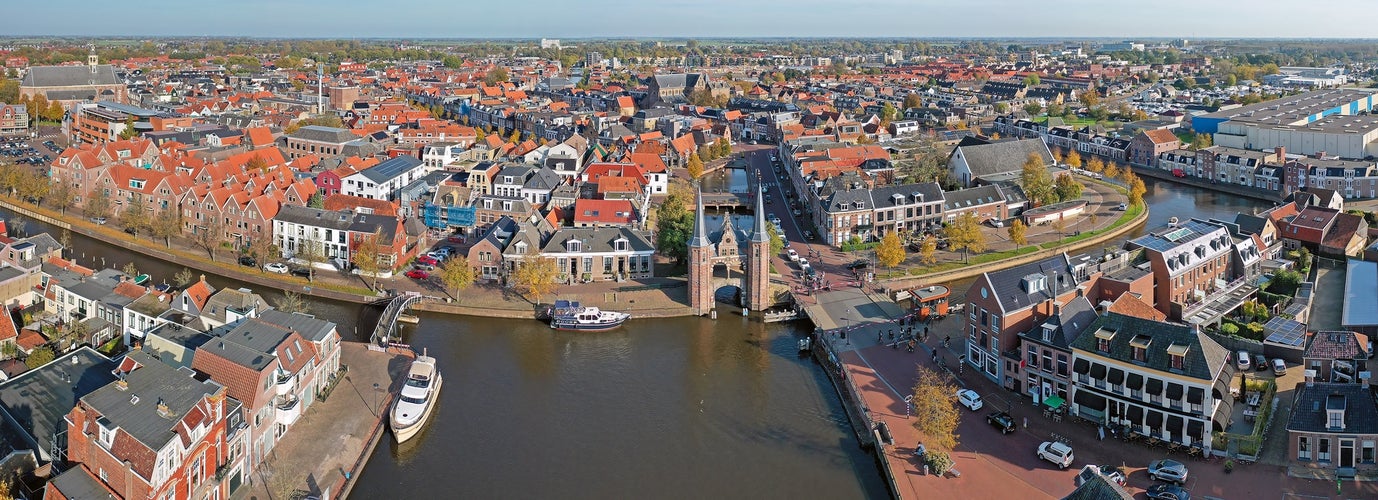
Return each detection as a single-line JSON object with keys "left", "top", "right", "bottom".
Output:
{"left": 1167, "top": 216, "right": 1179, "bottom": 228}
{"left": 391, "top": 351, "right": 441, "bottom": 443}
{"left": 548, "top": 300, "right": 630, "bottom": 332}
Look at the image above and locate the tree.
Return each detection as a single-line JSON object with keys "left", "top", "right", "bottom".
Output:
{"left": 50, "top": 182, "right": 75, "bottom": 215}
{"left": 475, "top": 127, "right": 486, "bottom": 141}
{"left": 715, "top": 137, "right": 732, "bottom": 158}
{"left": 1022, "top": 74, "right": 1040, "bottom": 86}
{"left": 438, "top": 259, "right": 475, "bottom": 299}
{"left": 918, "top": 237, "right": 937, "bottom": 265}
{"left": 84, "top": 190, "right": 112, "bottom": 220}
{"left": 1128, "top": 173, "right": 1147, "bottom": 206}
{"left": 173, "top": 268, "right": 196, "bottom": 288}
{"left": 508, "top": 129, "right": 521, "bottom": 144}
{"left": 1085, "top": 156, "right": 1105, "bottom": 174}
{"left": 1119, "top": 164, "right": 1136, "bottom": 184}
{"left": 879, "top": 102, "right": 898, "bottom": 124}
{"left": 1062, "top": 150, "right": 1082, "bottom": 168}
{"left": 307, "top": 192, "right": 325, "bottom": 209}
{"left": 1079, "top": 90, "right": 1100, "bottom": 108}
{"left": 245, "top": 154, "right": 268, "bottom": 174}
{"left": 59, "top": 229, "right": 72, "bottom": 258}
{"left": 121, "top": 262, "right": 140, "bottom": 279}
{"left": 118, "top": 116, "right": 138, "bottom": 140}
{"left": 654, "top": 188, "right": 695, "bottom": 264}
{"left": 0, "top": 79, "right": 18, "bottom": 104}
{"left": 1050, "top": 216, "right": 1068, "bottom": 237}
{"left": 273, "top": 291, "right": 311, "bottom": 315}
{"left": 24, "top": 346, "right": 55, "bottom": 369}
{"left": 150, "top": 207, "right": 181, "bottom": 248}
{"left": 876, "top": 231, "right": 905, "bottom": 270}
{"left": 946, "top": 212, "right": 987, "bottom": 262}
{"left": 765, "top": 221, "right": 785, "bottom": 255}
{"left": 911, "top": 364, "right": 960, "bottom": 451}
{"left": 1008, "top": 219, "right": 1028, "bottom": 249}
{"left": 484, "top": 66, "right": 509, "bottom": 85}
{"left": 352, "top": 230, "right": 384, "bottom": 290}
{"left": 1020, "top": 153, "right": 1056, "bottom": 207}
{"left": 1023, "top": 102, "right": 1043, "bottom": 116}
{"left": 1102, "top": 162, "right": 1121, "bottom": 181}
{"left": 904, "top": 93, "right": 923, "bottom": 109}
{"left": 1225, "top": 74, "right": 1238, "bottom": 87}
{"left": 247, "top": 235, "right": 277, "bottom": 271}
{"left": 993, "top": 102, "right": 1009, "bottom": 114}
{"left": 1054, "top": 173, "right": 1084, "bottom": 202}
{"left": 121, "top": 196, "right": 149, "bottom": 238}
{"left": 686, "top": 153, "right": 704, "bottom": 179}
{"left": 45, "top": 101, "right": 64, "bottom": 123}
{"left": 512, "top": 253, "right": 559, "bottom": 304}
{"left": 1189, "top": 133, "right": 1213, "bottom": 151}
{"left": 295, "top": 239, "right": 327, "bottom": 282}
{"left": 191, "top": 217, "right": 226, "bottom": 260}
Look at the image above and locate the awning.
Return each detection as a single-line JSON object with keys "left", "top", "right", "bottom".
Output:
{"left": 1090, "top": 363, "right": 1107, "bottom": 379}
{"left": 1126, "top": 405, "right": 1144, "bottom": 424}
{"left": 1074, "top": 389, "right": 1106, "bottom": 411}
{"left": 1167, "top": 383, "right": 1184, "bottom": 400}
{"left": 1044, "top": 395, "right": 1066, "bottom": 410}
{"left": 1073, "top": 358, "right": 1090, "bottom": 374}
{"left": 1146, "top": 378, "right": 1164, "bottom": 395}
{"left": 1108, "top": 368, "right": 1125, "bottom": 385}
{"left": 1147, "top": 410, "right": 1164, "bottom": 428}
{"left": 1188, "top": 420, "right": 1204, "bottom": 439}
{"left": 1167, "top": 415, "right": 1185, "bottom": 433}
{"left": 1127, "top": 372, "right": 1144, "bottom": 390}
{"left": 1187, "top": 387, "right": 1204, "bottom": 405}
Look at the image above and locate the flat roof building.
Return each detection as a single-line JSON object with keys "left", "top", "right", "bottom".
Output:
{"left": 1194, "top": 89, "right": 1378, "bottom": 159}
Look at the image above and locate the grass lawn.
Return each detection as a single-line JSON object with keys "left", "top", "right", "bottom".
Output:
{"left": 1031, "top": 115, "right": 1100, "bottom": 128}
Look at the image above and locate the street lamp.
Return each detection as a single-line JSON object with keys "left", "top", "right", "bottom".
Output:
{"left": 372, "top": 382, "right": 381, "bottom": 416}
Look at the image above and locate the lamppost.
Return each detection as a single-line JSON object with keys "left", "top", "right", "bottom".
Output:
{"left": 372, "top": 382, "right": 381, "bottom": 416}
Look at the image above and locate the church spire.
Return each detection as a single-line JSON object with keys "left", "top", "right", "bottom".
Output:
{"left": 689, "top": 186, "right": 710, "bottom": 248}
{"left": 750, "top": 181, "right": 769, "bottom": 243}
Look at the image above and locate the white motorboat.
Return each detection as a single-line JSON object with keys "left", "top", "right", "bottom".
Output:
{"left": 391, "top": 350, "right": 441, "bottom": 443}
{"left": 1167, "top": 216, "right": 1179, "bottom": 228}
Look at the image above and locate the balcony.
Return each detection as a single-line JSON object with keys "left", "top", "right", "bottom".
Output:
{"left": 275, "top": 373, "right": 293, "bottom": 396}
{"left": 276, "top": 395, "right": 301, "bottom": 426}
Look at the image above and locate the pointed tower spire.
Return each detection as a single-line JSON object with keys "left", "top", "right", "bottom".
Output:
{"left": 689, "top": 186, "right": 710, "bottom": 248}
{"left": 750, "top": 181, "right": 769, "bottom": 243}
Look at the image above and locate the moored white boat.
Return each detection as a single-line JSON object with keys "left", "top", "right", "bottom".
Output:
{"left": 548, "top": 300, "right": 630, "bottom": 331}
{"left": 391, "top": 350, "right": 441, "bottom": 443}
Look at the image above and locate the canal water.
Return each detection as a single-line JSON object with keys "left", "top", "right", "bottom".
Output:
{"left": 0, "top": 176, "right": 1273, "bottom": 500}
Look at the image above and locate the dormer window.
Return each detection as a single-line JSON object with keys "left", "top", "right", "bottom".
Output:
{"left": 515, "top": 241, "right": 527, "bottom": 254}
{"left": 1166, "top": 342, "right": 1189, "bottom": 370}
{"left": 1130, "top": 335, "right": 1152, "bottom": 362}
{"left": 1327, "top": 395, "right": 1346, "bottom": 430}
{"left": 97, "top": 416, "right": 115, "bottom": 448}
{"left": 614, "top": 238, "right": 628, "bottom": 252}
{"left": 567, "top": 240, "right": 582, "bottom": 253}
{"left": 1094, "top": 327, "right": 1115, "bottom": 353}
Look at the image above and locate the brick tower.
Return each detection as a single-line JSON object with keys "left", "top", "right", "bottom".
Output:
{"left": 745, "top": 183, "right": 771, "bottom": 312}
{"left": 687, "top": 187, "right": 715, "bottom": 315}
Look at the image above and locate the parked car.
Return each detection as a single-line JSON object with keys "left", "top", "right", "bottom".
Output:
{"left": 1254, "top": 353, "right": 1267, "bottom": 371}
{"left": 1075, "top": 464, "right": 1126, "bottom": 487}
{"left": 1147, "top": 458, "right": 1189, "bottom": 484}
{"left": 797, "top": 258, "right": 810, "bottom": 269}
{"left": 1037, "top": 441, "right": 1074, "bottom": 469}
{"left": 1146, "top": 483, "right": 1191, "bottom": 500}
{"left": 1116, "top": 202, "right": 1127, "bottom": 211}
{"left": 425, "top": 252, "right": 447, "bottom": 262}
{"left": 804, "top": 231, "right": 816, "bottom": 240}
{"left": 1272, "top": 358, "right": 1287, "bottom": 376}
{"left": 957, "top": 389, "right": 983, "bottom": 411}
{"left": 417, "top": 255, "right": 440, "bottom": 266}
{"left": 404, "top": 269, "right": 430, "bottom": 280}
{"left": 289, "top": 267, "right": 312, "bottom": 278}
{"left": 793, "top": 209, "right": 801, "bottom": 217}
{"left": 987, "top": 218, "right": 1004, "bottom": 228}
{"left": 90, "top": 217, "right": 107, "bottom": 225}
{"left": 986, "top": 411, "right": 1016, "bottom": 434}
{"left": 263, "top": 263, "right": 289, "bottom": 274}
{"left": 238, "top": 255, "right": 257, "bottom": 267}
{"left": 1236, "top": 350, "right": 1251, "bottom": 371}
{"left": 787, "top": 249, "right": 799, "bottom": 261}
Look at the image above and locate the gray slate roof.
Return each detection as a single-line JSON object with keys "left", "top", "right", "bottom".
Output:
{"left": 1286, "top": 383, "right": 1378, "bottom": 434}
{"left": 943, "top": 185, "right": 1006, "bottom": 211}
{"left": 259, "top": 309, "right": 337, "bottom": 343}
{"left": 291, "top": 125, "right": 355, "bottom": 144}
{"left": 274, "top": 206, "right": 398, "bottom": 246}
{"left": 523, "top": 167, "right": 563, "bottom": 191}
{"left": 1062, "top": 472, "right": 1134, "bottom": 500}
{"left": 1072, "top": 312, "right": 1228, "bottom": 382}
{"left": 979, "top": 253, "right": 1077, "bottom": 315}
{"left": 954, "top": 138, "right": 1052, "bottom": 178}
{"left": 358, "top": 156, "right": 423, "bottom": 183}
{"left": 871, "top": 182, "right": 944, "bottom": 209}
{"left": 21, "top": 64, "right": 120, "bottom": 87}
{"left": 48, "top": 467, "right": 114, "bottom": 499}
{"left": 0, "top": 348, "right": 116, "bottom": 461}
{"left": 1021, "top": 295, "right": 1099, "bottom": 350}
{"left": 82, "top": 351, "right": 221, "bottom": 449}
{"left": 540, "top": 227, "right": 654, "bottom": 253}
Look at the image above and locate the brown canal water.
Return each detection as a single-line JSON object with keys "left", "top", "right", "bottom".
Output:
{"left": 0, "top": 176, "right": 1271, "bottom": 499}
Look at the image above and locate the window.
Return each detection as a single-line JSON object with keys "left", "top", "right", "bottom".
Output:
{"left": 1298, "top": 437, "right": 1311, "bottom": 460}
{"left": 1056, "top": 355, "right": 1068, "bottom": 376}
{"left": 980, "top": 310, "right": 988, "bottom": 326}
{"left": 1132, "top": 347, "right": 1145, "bottom": 362}
{"left": 1318, "top": 438, "right": 1331, "bottom": 461}
{"left": 1098, "top": 338, "right": 1110, "bottom": 352}
{"left": 1041, "top": 351, "right": 1052, "bottom": 372}
{"left": 1363, "top": 441, "right": 1375, "bottom": 464}
{"left": 1170, "top": 355, "right": 1184, "bottom": 370}
{"left": 1328, "top": 410, "right": 1344, "bottom": 429}
{"left": 1026, "top": 344, "right": 1037, "bottom": 366}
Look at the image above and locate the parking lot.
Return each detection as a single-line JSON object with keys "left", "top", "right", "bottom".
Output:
{"left": 0, "top": 135, "right": 59, "bottom": 165}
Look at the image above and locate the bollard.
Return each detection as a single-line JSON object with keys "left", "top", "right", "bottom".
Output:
{"left": 923, "top": 464, "right": 929, "bottom": 476}
{"left": 710, "top": 309, "right": 717, "bottom": 320}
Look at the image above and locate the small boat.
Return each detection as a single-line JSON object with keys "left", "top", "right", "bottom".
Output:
{"left": 1167, "top": 216, "right": 1179, "bottom": 228}
{"left": 391, "top": 350, "right": 441, "bottom": 443}
{"left": 548, "top": 300, "right": 630, "bottom": 332}
{"left": 397, "top": 313, "right": 420, "bottom": 325}
{"left": 798, "top": 337, "right": 812, "bottom": 352}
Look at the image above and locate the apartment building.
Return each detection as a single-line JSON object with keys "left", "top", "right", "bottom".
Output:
{"left": 1126, "top": 220, "right": 1235, "bottom": 320}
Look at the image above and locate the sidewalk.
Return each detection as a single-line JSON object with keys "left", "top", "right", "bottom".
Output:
{"left": 829, "top": 313, "right": 1378, "bottom": 500}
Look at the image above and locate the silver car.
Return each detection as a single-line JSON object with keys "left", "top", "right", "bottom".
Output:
{"left": 1147, "top": 458, "right": 1189, "bottom": 484}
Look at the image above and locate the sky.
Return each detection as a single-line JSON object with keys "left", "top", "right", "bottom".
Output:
{"left": 9, "top": 0, "right": 1378, "bottom": 39}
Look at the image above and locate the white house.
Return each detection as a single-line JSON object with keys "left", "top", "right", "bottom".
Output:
{"left": 341, "top": 156, "right": 428, "bottom": 201}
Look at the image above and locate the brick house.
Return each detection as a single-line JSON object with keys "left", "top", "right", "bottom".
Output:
{"left": 189, "top": 310, "right": 341, "bottom": 481}
{"left": 965, "top": 253, "right": 1083, "bottom": 391}
{"left": 1126, "top": 219, "right": 1235, "bottom": 320}
{"left": 1286, "top": 382, "right": 1378, "bottom": 472}
{"left": 60, "top": 351, "right": 235, "bottom": 500}
{"left": 1127, "top": 129, "right": 1181, "bottom": 167}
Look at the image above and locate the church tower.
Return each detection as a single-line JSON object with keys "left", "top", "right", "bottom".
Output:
{"left": 687, "top": 188, "right": 715, "bottom": 316}
{"left": 745, "top": 183, "right": 771, "bottom": 312}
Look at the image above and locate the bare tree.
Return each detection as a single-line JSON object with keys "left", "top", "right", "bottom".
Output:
{"left": 191, "top": 217, "right": 226, "bottom": 260}
{"left": 296, "top": 239, "right": 327, "bottom": 282}
{"left": 150, "top": 207, "right": 181, "bottom": 248}
{"left": 173, "top": 268, "right": 196, "bottom": 288}
{"left": 273, "top": 291, "right": 311, "bottom": 314}
{"left": 352, "top": 230, "right": 384, "bottom": 290}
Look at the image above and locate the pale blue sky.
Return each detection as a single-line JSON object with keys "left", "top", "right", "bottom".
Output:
{"left": 10, "top": 0, "right": 1377, "bottom": 38}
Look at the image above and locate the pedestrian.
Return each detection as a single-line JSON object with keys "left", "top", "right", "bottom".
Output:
{"left": 1098, "top": 425, "right": 1105, "bottom": 441}
{"left": 878, "top": 331, "right": 883, "bottom": 343}
{"left": 888, "top": 331, "right": 895, "bottom": 342}
{"left": 1023, "top": 416, "right": 1028, "bottom": 429}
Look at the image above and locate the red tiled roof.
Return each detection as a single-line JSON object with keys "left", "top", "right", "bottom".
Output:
{"left": 16, "top": 329, "right": 46, "bottom": 351}
{"left": 572, "top": 199, "right": 637, "bottom": 225}
{"left": 323, "top": 194, "right": 399, "bottom": 217}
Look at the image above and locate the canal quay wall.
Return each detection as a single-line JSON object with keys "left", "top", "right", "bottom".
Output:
{"left": 245, "top": 342, "right": 411, "bottom": 500}
{"left": 1128, "top": 163, "right": 1284, "bottom": 205}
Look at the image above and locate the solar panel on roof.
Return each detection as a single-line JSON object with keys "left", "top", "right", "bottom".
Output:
{"left": 1163, "top": 228, "right": 1193, "bottom": 242}
{"left": 1264, "top": 317, "right": 1307, "bottom": 347}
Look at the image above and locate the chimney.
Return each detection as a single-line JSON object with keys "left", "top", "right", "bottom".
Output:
{"left": 199, "top": 274, "right": 206, "bottom": 283}
{"left": 115, "top": 379, "right": 129, "bottom": 391}
{"left": 1274, "top": 146, "right": 1285, "bottom": 164}
{"left": 1053, "top": 301, "right": 1062, "bottom": 317}
{"left": 1305, "top": 369, "right": 1316, "bottom": 387}
{"left": 156, "top": 398, "right": 171, "bottom": 418}
{"left": 1314, "top": 151, "right": 1326, "bottom": 159}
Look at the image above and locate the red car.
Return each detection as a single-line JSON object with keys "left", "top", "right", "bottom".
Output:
{"left": 417, "top": 255, "right": 439, "bottom": 266}
{"left": 405, "top": 269, "right": 430, "bottom": 280}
